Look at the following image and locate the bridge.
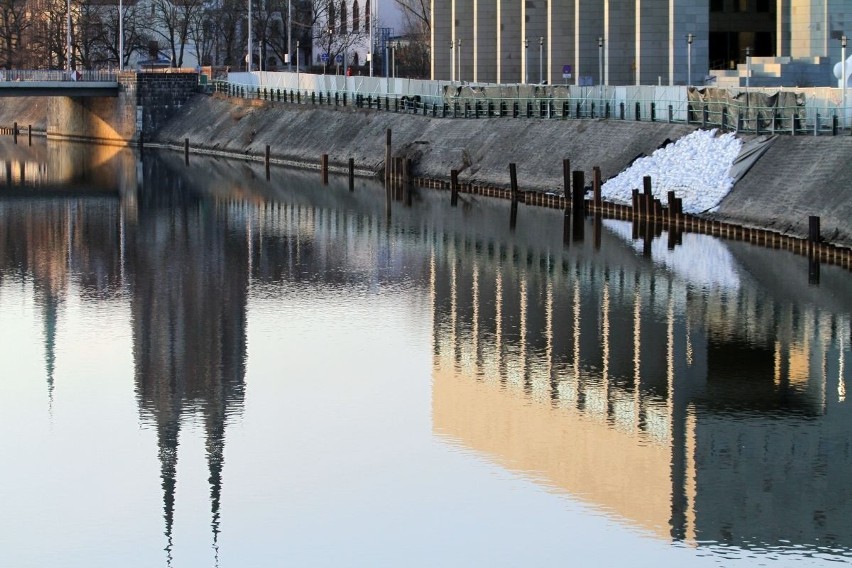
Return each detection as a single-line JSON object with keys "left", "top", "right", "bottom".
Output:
{"left": 0, "top": 70, "right": 119, "bottom": 97}
{"left": 0, "top": 70, "right": 198, "bottom": 144}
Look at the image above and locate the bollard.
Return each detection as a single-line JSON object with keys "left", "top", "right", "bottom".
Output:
{"left": 605, "top": 102, "right": 611, "bottom": 119}
{"left": 650, "top": 102, "right": 656, "bottom": 122}
{"left": 593, "top": 166, "right": 602, "bottom": 208}
{"left": 833, "top": 115, "right": 839, "bottom": 135}
{"left": 620, "top": 102, "right": 625, "bottom": 120}
{"left": 635, "top": 102, "right": 641, "bottom": 121}
{"left": 348, "top": 158, "right": 355, "bottom": 191}
{"left": 668, "top": 105, "right": 673, "bottom": 123}
{"left": 591, "top": 102, "right": 596, "bottom": 119}
{"left": 572, "top": 170, "right": 585, "bottom": 216}
{"left": 808, "top": 216, "right": 820, "bottom": 244}
{"left": 265, "top": 145, "right": 271, "bottom": 180}
{"left": 451, "top": 169, "right": 459, "bottom": 207}
{"left": 321, "top": 154, "right": 329, "bottom": 184}
{"left": 184, "top": 138, "right": 189, "bottom": 164}
{"left": 385, "top": 129, "right": 392, "bottom": 186}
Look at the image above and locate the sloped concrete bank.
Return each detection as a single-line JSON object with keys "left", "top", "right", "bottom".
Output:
{"left": 151, "top": 94, "right": 697, "bottom": 194}
{"left": 0, "top": 97, "right": 50, "bottom": 132}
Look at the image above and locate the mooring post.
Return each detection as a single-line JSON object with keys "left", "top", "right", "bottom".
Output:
{"left": 509, "top": 163, "right": 519, "bottom": 199}
{"left": 809, "top": 216, "right": 820, "bottom": 250}
{"left": 28, "top": 124, "right": 32, "bottom": 146}
{"left": 451, "top": 169, "right": 459, "bottom": 207}
{"left": 321, "top": 154, "right": 329, "bottom": 184}
{"left": 184, "top": 138, "right": 189, "bottom": 164}
{"left": 562, "top": 159, "right": 571, "bottom": 204}
{"left": 572, "top": 170, "right": 585, "bottom": 217}
{"left": 385, "top": 129, "right": 392, "bottom": 186}
{"left": 13, "top": 122, "right": 17, "bottom": 144}
{"left": 643, "top": 176, "right": 653, "bottom": 219}
{"left": 593, "top": 166, "right": 602, "bottom": 209}
{"left": 265, "top": 145, "right": 271, "bottom": 179}
{"left": 348, "top": 158, "right": 355, "bottom": 191}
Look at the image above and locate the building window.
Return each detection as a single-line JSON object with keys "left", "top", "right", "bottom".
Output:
{"left": 340, "top": 1, "right": 347, "bottom": 33}
{"left": 710, "top": 0, "right": 724, "bottom": 12}
{"left": 353, "top": 0, "right": 359, "bottom": 32}
{"left": 364, "top": 5, "right": 370, "bottom": 33}
{"left": 756, "top": 0, "right": 770, "bottom": 12}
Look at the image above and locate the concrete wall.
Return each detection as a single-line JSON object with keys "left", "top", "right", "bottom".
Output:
{"left": 44, "top": 72, "right": 198, "bottom": 145}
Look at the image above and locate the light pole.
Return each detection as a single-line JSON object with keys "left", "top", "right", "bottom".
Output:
{"left": 247, "top": 0, "right": 252, "bottom": 71}
{"left": 524, "top": 38, "right": 529, "bottom": 84}
{"left": 843, "top": 35, "right": 848, "bottom": 128}
{"left": 539, "top": 36, "right": 543, "bottom": 84}
{"left": 118, "top": 0, "right": 123, "bottom": 71}
{"left": 287, "top": 0, "right": 291, "bottom": 71}
{"left": 457, "top": 39, "right": 462, "bottom": 83}
{"left": 368, "top": 0, "right": 373, "bottom": 76}
{"left": 296, "top": 40, "right": 300, "bottom": 86}
{"left": 745, "top": 46, "right": 751, "bottom": 88}
{"left": 450, "top": 40, "right": 454, "bottom": 82}
{"left": 391, "top": 41, "right": 396, "bottom": 78}
{"left": 686, "top": 33, "right": 693, "bottom": 87}
{"left": 598, "top": 37, "right": 603, "bottom": 86}
{"left": 66, "top": 0, "right": 71, "bottom": 73}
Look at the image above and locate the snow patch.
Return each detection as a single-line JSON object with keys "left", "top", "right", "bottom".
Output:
{"left": 601, "top": 129, "right": 743, "bottom": 214}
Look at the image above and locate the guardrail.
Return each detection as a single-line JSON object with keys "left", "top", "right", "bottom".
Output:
{"left": 214, "top": 79, "right": 852, "bottom": 136}
{"left": 0, "top": 69, "right": 118, "bottom": 82}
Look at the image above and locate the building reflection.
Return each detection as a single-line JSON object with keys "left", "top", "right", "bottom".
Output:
{"left": 428, "top": 228, "right": 852, "bottom": 549}
{"left": 128, "top": 158, "right": 249, "bottom": 564}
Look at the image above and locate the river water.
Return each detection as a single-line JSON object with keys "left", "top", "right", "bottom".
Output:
{"left": 0, "top": 139, "right": 850, "bottom": 567}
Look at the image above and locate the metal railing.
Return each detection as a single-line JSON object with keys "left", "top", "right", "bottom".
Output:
{"left": 0, "top": 69, "right": 118, "bottom": 82}
{"left": 215, "top": 79, "right": 852, "bottom": 136}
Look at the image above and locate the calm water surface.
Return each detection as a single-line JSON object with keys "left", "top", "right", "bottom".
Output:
{"left": 0, "top": 140, "right": 850, "bottom": 567}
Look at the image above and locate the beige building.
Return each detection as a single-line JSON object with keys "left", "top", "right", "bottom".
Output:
{"left": 431, "top": 1, "right": 852, "bottom": 87}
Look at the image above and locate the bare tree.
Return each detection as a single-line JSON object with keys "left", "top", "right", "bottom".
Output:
{"left": 148, "top": 0, "right": 207, "bottom": 67}
{"left": 0, "top": 0, "right": 29, "bottom": 69}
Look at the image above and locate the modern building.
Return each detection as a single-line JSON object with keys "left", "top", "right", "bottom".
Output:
{"left": 431, "top": 1, "right": 852, "bottom": 87}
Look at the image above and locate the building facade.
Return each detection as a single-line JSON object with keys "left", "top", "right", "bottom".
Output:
{"left": 431, "top": 1, "right": 852, "bottom": 87}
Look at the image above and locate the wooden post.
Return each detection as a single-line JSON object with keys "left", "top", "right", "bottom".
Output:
{"left": 642, "top": 176, "right": 653, "bottom": 219}
{"left": 28, "top": 124, "right": 32, "bottom": 146}
{"left": 13, "top": 122, "right": 17, "bottom": 144}
{"left": 572, "top": 170, "right": 585, "bottom": 217}
{"left": 348, "top": 158, "right": 355, "bottom": 191}
{"left": 808, "top": 216, "right": 820, "bottom": 244}
{"left": 451, "top": 169, "right": 459, "bottom": 206}
{"left": 509, "top": 163, "right": 519, "bottom": 199}
{"left": 593, "top": 166, "right": 602, "bottom": 209}
{"left": 385, "top": 129, "right": 392, "bottom": 186}
{"left": 184, "top": 138, "right": 189, "bottom": 164}
{"left": 265, "top": 144, "right": 271, "bottom": 180}
{"left": 321, "top": 154, "right": 329, "bottom": 184}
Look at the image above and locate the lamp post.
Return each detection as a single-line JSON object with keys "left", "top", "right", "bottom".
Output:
{"left": 247, "top": 0, "right": 252, "bottom": 71}
{"left": 450, "top": 40, "right": 454, "bottom": 82}
{"left": 686, "top": 33, "right": 693, "bottom": 87}
{"left": 539, "top": 36, "right": 543, "bottom": 84}
{"left": 598, "top": 37, "right": 603, "bottom": 86}
{"left": 745, "top": 46, "right": 751, "bottom": 88}
{"left": 296, "top": 40, "right": 300, "bottom": 86}
{"left": 391, "top": 41, "right": 396, "bottom": 78}
{"left": 843, "top": 35, "right": 848, "bottom": 128}
{"left": 524, "top": 38, "right": 529, "bottom": 84}
{"left": 66, "top": 0, "right": 71, "bottom": 74}
{"left": 118, "top": 0, "right": 123, "bottom": 71}
{"left": 368, "top": 0, "right": 373, "bottom": 76}
{"left": 287, "top": 0, "right": 291, "bottom": 71}
{"left": 457, "top": 39, "right": 462, "bottom": 83}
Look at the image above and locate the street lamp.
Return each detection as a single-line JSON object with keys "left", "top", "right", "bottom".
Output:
{"left": 457, "top": 39, "right": 462, "bottom": 83}
{"left": 450, "top": 40, "right": 454, "bottom": 82}
{"left": 524, "top": 38, "right": 529, "bottom": 84}
{"left": 686, "top": 33, "right": 693, "bottom": 87}
{"left": 843, "top": 35, "right": 848, "bottom": 128}
{"left": 539, "top": 36, "right": 543, "bottom": 84}
{"left": 598, "top": 37, "right": 604, "bottom": 86}
{"left": 287, "top": 0, "right": 292, "bottom": 71}
{"left": 247, "top": 0, "right": 252, "bottom": 71}
{"left": 118, "top": 0, "right": 123, "bottom": 71}
{"left": 66, "top": 0, "right": 71, "bottom": 74}
{"left": 745, "top": 46, "right": 751, "bottom": 88}
{"left": 296, "top": 40, "right": 300, "bottom": 85}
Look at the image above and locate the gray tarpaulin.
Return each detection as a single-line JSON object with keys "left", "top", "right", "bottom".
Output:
{"left": 728, "top": 135, "right": 778, "bottom": 184}
{"left": 688, "top": 88, "right": 805, "bottom": 130}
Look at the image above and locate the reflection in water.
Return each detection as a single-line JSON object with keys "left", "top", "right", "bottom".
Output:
{"left": 0, "top": 140, "right": 850, "bottom": 564}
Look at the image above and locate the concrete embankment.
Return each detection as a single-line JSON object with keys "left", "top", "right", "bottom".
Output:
{"left": 151, "top": 94, "right": 697, "bottom": 193}
{"left": 3, "top": 92, "right": 850, "bottom": 246}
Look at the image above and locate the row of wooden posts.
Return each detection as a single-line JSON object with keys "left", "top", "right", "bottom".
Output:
{"left": 181, "top": 130, "right": 851, "bottom": 272}
{"left": 1, "top": 123, "right": 33, "bottom": 146}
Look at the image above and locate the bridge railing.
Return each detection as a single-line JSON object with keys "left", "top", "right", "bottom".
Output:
{"left": 0, "top": 69, "right": 117, "bottom": 82}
